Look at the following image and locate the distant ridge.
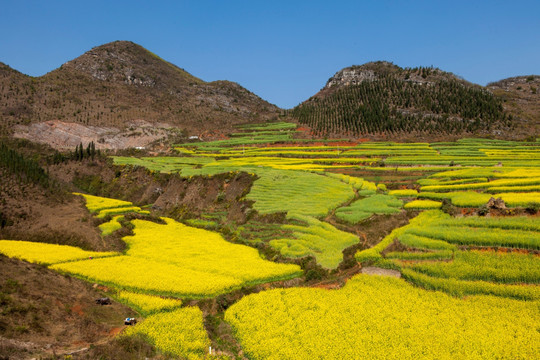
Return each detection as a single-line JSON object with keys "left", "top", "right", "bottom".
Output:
{"left": 1, "top": 44, "right": 538, "bottom": 144}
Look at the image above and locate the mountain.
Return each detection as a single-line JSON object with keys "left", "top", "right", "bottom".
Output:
{"left": 0, "top": 41, "right": 280, "bottom": 148}
{"left": 289, "top": 62, "right": 535, "bottom": 140}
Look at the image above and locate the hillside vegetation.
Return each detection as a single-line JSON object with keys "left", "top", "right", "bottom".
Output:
{"left": 488, "top": 75, "right": 540, "bottom": 135}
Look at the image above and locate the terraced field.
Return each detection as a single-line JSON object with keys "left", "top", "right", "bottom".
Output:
{"left": 369, "top": 210, "right": 540, "bottom": 300}
{"left": 2, "top": 122, "right": 539, "bottom": 359}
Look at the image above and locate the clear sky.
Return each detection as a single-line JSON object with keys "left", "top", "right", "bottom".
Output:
{"left": 1, "top": 0, "right": 539, "bottom": 108}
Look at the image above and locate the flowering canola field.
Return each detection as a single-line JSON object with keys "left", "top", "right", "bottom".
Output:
{"left": 115, "top": 291, "right": 182, "bottom": 315}
{"left": 270, "top": 213, "right": 359, "bottom": 269}
{"left": 51, "top": 218, "right": 301, "bottom": 297}
{"left": 74, "top": 193, "right": 150, "bottom": 218}
{"left": 225, "top": 274, "right": 539, "bottom": 360}
{"left": 358, "top": 210, "right": 540, "bottom": 300}
{"left": 98, "top": 215, "right": 123, "bottom": 236}
{"left": 0, "top": 240, "right": 119, "bottom": 265}
{"left": 123, "top": 307, "right": 211, "bottom": 359}
{"left": 5, "top": 122, "right": 540, "bottom": 358}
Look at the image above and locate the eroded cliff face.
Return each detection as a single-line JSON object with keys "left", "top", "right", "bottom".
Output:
{"left": 13, "top": 119, "right": 172, "bottom": 150}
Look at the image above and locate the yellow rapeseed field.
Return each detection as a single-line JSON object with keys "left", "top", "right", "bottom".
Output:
{"left": 98, "top": 215, "right": 123, "bottom": 236}
{"left": 0, "top": 240, "right": 119, "bottom": 265}
{"left": 116, "top": 291, "right": 182, "bottom": 315}
{"left": 74, "top": 193, "right": 149, "bottom": 218}
{"left": 404, "top": 199, "right": 442, "bottom": 209}
{"left": 73, "top": 192, "right": 133, "bottom": 213}
{"left": 51, "top": 218, "right": 301, "bottom": 297}
{"left": 225, "top": 274, "right": 539, "bottom": 360}
{"left": 123, "top": 307, "right": 210, "bottom": 359}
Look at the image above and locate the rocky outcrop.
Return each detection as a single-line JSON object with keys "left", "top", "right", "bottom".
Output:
{"left": 487, "top": 197, "right": 507, "bottom": 210}
{"left": 62, "top": 41, "right": 198, "bottom": 88}
{"left": 325, "top": 68, "right": 378, "bottom": 89}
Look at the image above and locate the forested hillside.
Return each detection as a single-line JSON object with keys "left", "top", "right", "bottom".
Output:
{"left": 290, "top": 62, "right": 515, "bottom": 138}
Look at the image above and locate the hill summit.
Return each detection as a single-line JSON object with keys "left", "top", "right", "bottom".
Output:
{"left": 60, "top": 40, "right": 203, "bottom": 88}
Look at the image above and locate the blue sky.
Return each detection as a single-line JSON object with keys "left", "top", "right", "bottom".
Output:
{"left": 1, "top": 0, "right": 539, "bottom": 108}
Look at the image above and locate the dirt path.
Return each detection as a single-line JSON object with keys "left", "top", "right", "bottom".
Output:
{"left": 361, "top": 266, "right": 401, "bottom": 278}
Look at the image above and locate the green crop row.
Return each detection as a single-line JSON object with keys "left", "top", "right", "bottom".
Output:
{"left": 418, "top": 191, "right": 491, "bottom": 207}
{"left": 438, "top": 216, "right": 540, "bottom": 232}
{"left": 388, "top": 189, "right": 418, "bottom": 197}
{"left": 385, "top": 250, "right": 454, "bottom": 261}
{"left": 407, "top": 225, "right": 540, "bottom": 249}
{"left": 404, "top": 199, "right": 442, "bottom": 209}
{"left": 398, "top": 233, "right": 457, "bottom": 251}
{"left": 335, "top": 194, "right": 403, "bottom": 224}
{"left": 430, "top": 168, "right": 540, "bottom": 179}
{"left": 486, "top": 185, "right": 540, "bottom": 193}
{"left": 401, "top": 268, "right": 539, "bottom": 301}
{"left": 271, "top": 213, "right": 359, "bottom": 269}
{"left": 236, "top": 121, "right": 297, "bottom": 131}
{"left": 417, "top": 177, "right": 489, "bottom": 186}
{"left": 404, "top": 250, "right": 540, "bottom": 285}
{"left": 420, "top": 177, "right": 540, "bottom": 192}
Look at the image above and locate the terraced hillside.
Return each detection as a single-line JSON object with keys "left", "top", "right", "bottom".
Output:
{"left": 0, "top": 122, "right": 538, "bottom": 359}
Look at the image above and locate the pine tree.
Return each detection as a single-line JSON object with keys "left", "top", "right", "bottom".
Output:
{"left": 78, "top": 142, "right": 84, "bottom": 161}
{"left": 90, "top": 141, "right": 96, "bottom": 160}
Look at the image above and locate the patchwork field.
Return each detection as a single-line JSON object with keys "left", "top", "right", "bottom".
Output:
{"left": 2, "top": 122, "right": 539, "bottom": 359}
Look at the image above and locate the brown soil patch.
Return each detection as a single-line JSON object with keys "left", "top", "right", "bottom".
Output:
{"left": 330, "top": 210, "right": 418, "bottom": 249}
{"left": 155, "top": 171, "right": 255, "bottom": 224}
{"left": 71, "top": 304, "right": 85, "bottom": 317}
{"left": 361, "top": 266, "right": 402, "bottom": 278}
{"left": 108, "top": 327, "right": 124, "bottom": 337}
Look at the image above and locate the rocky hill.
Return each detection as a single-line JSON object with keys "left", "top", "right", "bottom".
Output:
{"left": 487, "top": 75, "right": 540, "bottom": 137}
{"left": 0, "top": 41, "right": 280, "bottom": 149}
{"left": 289, "top": 62, "right": 536, "bottom": 140}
